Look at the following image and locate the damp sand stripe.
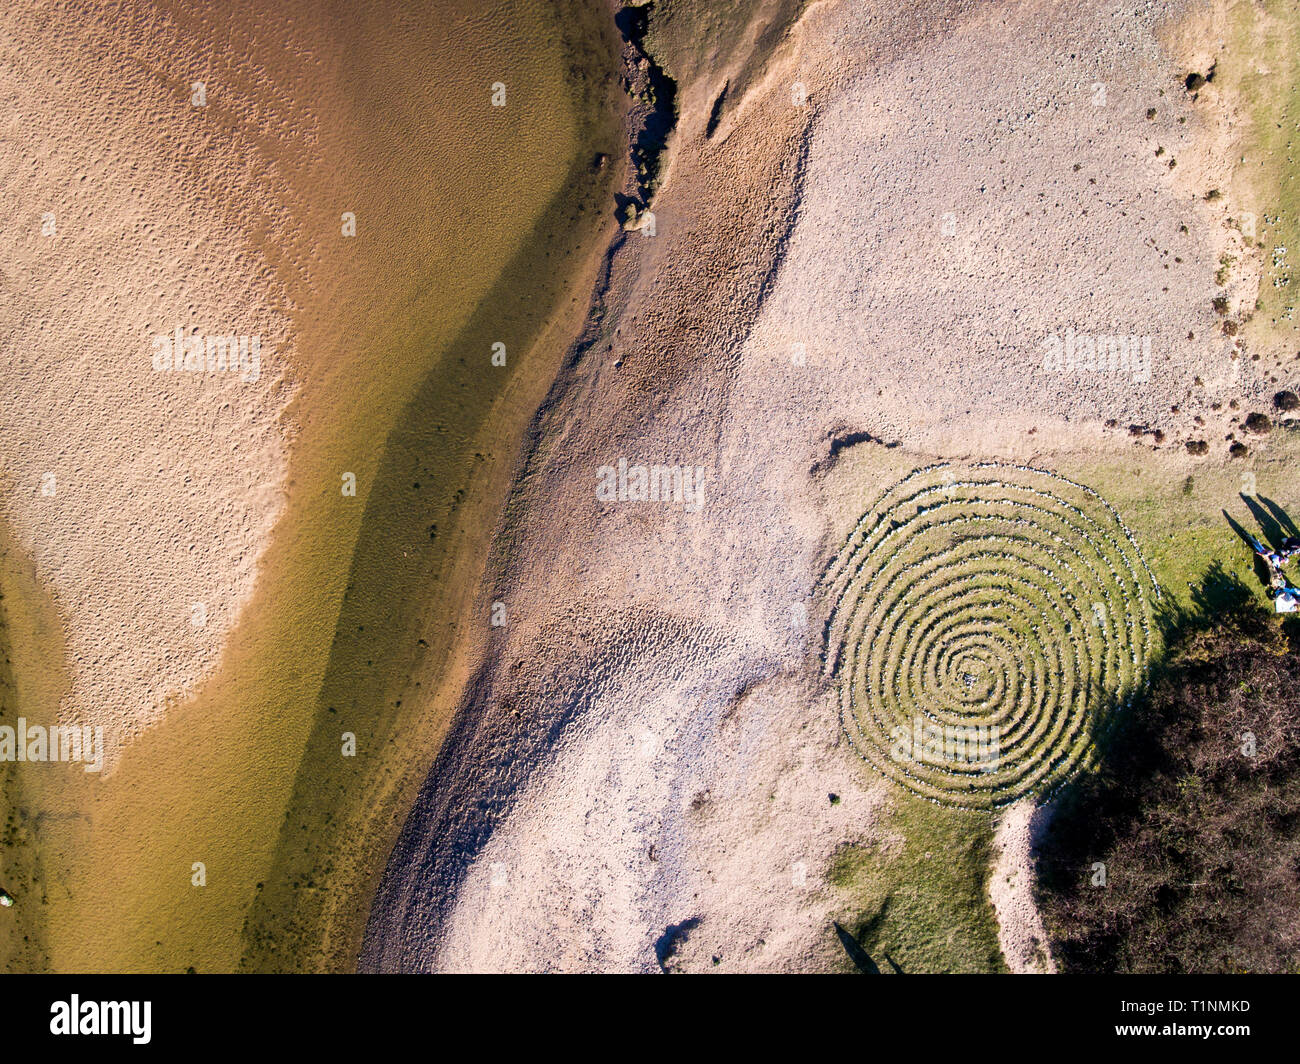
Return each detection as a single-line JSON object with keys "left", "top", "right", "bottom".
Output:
{"left": 13, "top": 0, "right": 623, "bottom": 974}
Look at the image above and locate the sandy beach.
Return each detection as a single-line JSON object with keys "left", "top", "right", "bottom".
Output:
{"left": 3, "top": 0, "right": 1297, "bottom": 975}
{"left": 1, "top": 0, "right": 621, "bottom": 972}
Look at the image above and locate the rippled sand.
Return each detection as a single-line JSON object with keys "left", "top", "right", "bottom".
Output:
{"left": 1, "top": 0, "right": 619, "bottom": 971}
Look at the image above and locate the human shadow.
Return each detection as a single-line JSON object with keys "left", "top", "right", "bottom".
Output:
{"left": 1257, "top": 495, "right": 1300, "bottom": 540}
{"left": 1222, "top": 507, "right": 1260, "bottom": 550}
{"left": 1223, "top": 507, "right": 1290, "bottom": 595}
{"left": 834, "top": 921, "right": 906, "bottom": 973}
{"left": 833, "top": 922, "right": 881, "bottom": 973}
{"left": 1242, "top": 494, "right": 1290, "bottom": 551}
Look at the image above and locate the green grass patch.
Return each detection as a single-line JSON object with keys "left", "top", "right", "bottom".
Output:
{"left": 1065, "top": 435, "right": 1300, "bottom": 614}
{"left": 830, "top": 797, "right": 1005, "bottom": 973}
{"left": 822, "top": 433, "right": 1300, "bottom": 972}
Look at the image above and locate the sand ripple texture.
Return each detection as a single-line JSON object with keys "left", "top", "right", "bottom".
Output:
{"left": 0, "top": 1, "right": 298, "bottom": 758}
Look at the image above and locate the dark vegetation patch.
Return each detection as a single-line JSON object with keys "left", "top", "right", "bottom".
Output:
{"left": 1184, "top": 65, "right": 1214, "bottom": 93}
{"left": 654, "top": 916, "right": 701, "bottom": 971}
{"left": 616, "top": 4, "right": 678, "bottom": 204}
{"left": 829, "top": 429, "right": 899, "bottom": 455}
{"left": 1244, "top": 411, "right": 1273, "bottom": 434}
{"left": 1036, "top": 567, "right": 1300, "bottom": 973}
{"left": 1128, "top": 423, "right": 1165, "bottom": 444}
{"left": 812, "top": 429, "right": 900, "bottom": 476}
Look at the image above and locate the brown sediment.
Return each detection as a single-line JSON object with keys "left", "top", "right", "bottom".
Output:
{"left": 0, "top": 0, "right": 298, "bottom": 759}
{"left": 1, "top": 0, "right": 623, "bottom": 972}
{"left": 362, "top": 0, "right": 826, "bottom": 973}
{"left": 0, "top": 523, "right": 72, "bottom": 972}
{"left": 8, "top": 0, "right": 1294, "bottom": 976}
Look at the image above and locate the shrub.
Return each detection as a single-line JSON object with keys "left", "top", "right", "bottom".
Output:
{"left": 1036, "top": 603, "right": 1300, "bottom": 973}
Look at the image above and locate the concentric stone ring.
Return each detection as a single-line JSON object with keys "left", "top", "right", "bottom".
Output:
{"left": 820, "top": 462, "right": 1159, "bottom": 809}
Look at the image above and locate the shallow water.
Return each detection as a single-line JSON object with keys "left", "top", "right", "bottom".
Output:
{"left": 2, "top": 0, "right": 620, "bottom": 972}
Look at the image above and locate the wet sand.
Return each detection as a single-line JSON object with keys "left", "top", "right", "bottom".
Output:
{"left": 1, "top": 0, "right": 621, "bottom": 972}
